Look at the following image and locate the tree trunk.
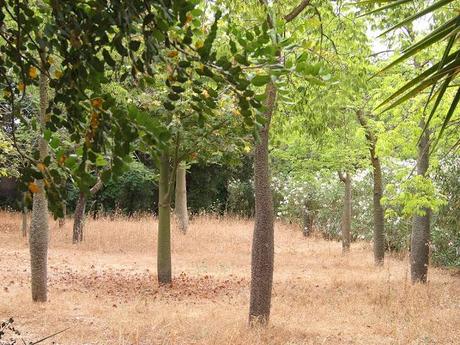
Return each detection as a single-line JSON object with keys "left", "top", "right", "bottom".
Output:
{"left": 249, "top": 81, "right": 276, "bottom": 325}
{"left": 372, "top": 156, "right": 385, "bottom": 265}
{"left": 29, "top": 61, "right": 49, "bottom": 302}
{"left": 73, "top": 179, "right": 102, "bottom": 243}
{"left": 356, "top": 111, "right": 385, "bottom": 265}
{"left": 302, "top": 203, "right": 314, "bottom": 237}
{"left": 157, "top": 152, "right": 172, "bottom": 285}
{"left": 339, "top": 172, "right": 352, "bottom": 253}
{"left": 73, "top": 192, "right": 86, "bottom": 243}
{"left": 58, "top": 202, "right": 66, "bottom": 228}
{"left": 22, "top": 192, "right": 28, "bottom": 237}
{"left": 411, "top": 123, "right": 431, "bottom": 283}
{"left": 175, "top": 161, "right": 188, "bottom": 234}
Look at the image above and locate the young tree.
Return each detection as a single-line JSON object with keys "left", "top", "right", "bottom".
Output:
{"left": 338, "top": 171, "right": 352, "bottom": 253}
{"left": 356, "top": 111, "right": 385, "bottom": 265}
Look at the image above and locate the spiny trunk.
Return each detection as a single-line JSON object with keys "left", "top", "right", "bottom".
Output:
{"left": 340, "top": 172, "right": 352, "bottom": 253}
{"left": 73, "top": 192, "right": 86, "bottom": 243}
{"left": 157, "top": 152, "right": 172, "bottom": 285}
{"left": 175, "top": 161, "right": 188, "bottom": 234}
{"left": 29, "top": 61, "right": 49, "bottom": 302}
{"left": 249, "top": 81, "right": 276, "bottom": 325}
{"left": 72, "top": 179, "right": 102, "bottom": 243}
{"left": 58, "top": 202, "right": 66, "bottom": 228}
{"left": 372, "top": 156, "right": 385, "bottom": 265}
{"left": 411, "top": 123, "right": 431, "bottom": 283}
{"left": 22, "top": 192, "right": 28, "bottom": 237}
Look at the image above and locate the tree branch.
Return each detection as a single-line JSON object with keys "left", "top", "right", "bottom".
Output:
{"left": 284, "top": 0, "right": 311, "bottom": 23}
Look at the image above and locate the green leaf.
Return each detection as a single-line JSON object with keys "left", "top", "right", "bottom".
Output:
{"left": 251, "top": 74, "right": 270, "bottom": 87}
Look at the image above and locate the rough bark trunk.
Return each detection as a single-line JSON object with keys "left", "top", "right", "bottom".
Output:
{"left": 157, "top": 152, "right": 172, "bottom": 285}
{"left": 356, "top": 111, "right": 385, "bottom": 265}
{"left": 22, "top": 192, "right": 28, "bottom": 237}
{"left": 29, "top": 61, "right": 49, "bottom": 302}
{"left": 72, "top": 179, "right": 102, "bottom": 243}
{"left": 411, "top": 123, "right": 431, "bottom": 283}
{"left": 339, "top": 172, "right": 352, "bottom": 253}
{"left": 175, "top": 161, "right": 188, "bottom": 234}
{"left": 73, "top": 192, "right": 86, "bottom": 243}
{"left": 249, "top": 81, "right": 276, "bottom": 325}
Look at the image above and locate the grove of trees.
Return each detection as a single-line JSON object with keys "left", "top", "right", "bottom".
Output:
{"left": 0, "top": 0, "right": 459, "bottom": 327}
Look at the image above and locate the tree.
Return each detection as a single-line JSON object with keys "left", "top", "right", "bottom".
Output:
{"left": 357, "top": 111, "right": 385, "bottom": 265}
{"left": 411, "top": 120, "right": 431, "bottom": 282}
{"left": 72, "top": 178, "right": 103, "bottom": 244}
{"left": 249, "top": 0, "right": 311, "bottom": 325}
{"left": 29, "top": 50, "right": 49, "bottom": 302}
{"left": 338, "top": 171, "right": 352, "bottom": 253}
{"left": 175, "top": 161, "right": 188, "bottom": 234}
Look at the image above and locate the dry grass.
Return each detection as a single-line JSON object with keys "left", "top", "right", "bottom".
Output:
{"left": 0, "top": 211, "right": 459, "bottom": 345}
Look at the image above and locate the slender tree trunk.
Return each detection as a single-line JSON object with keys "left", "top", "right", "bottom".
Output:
{"left": 302, "top": 202, "right": 313, "bottom": 237}
{"left": 249, "top": 81, "right": 276, "bottom": 325}
{"left": 22, "top": 192, "right": 28, "bottom": 237}
{"left": 411, "top": 123, "right": 431, "bottom": 283}
{"left": 158, "top": 152, "right": 172, "bottom": 285}
{"left": 72, "top": 179, "right": 102, "bottom": 244}
{"left": 175, "top": 161, "right": 188, "bottom": 234}
{"left": 356, "top": 111, "right": 385, "bottom": 265}
{"left": 29, "top": 60, "right": 49, "bottom": 302}
{"left": 58, "top": 202, "right": 66, "bottom": 228}
{"left": 73, "top": 192, "right": 86, "bottom": 243}
{"left": 339, "top": 172, "right": 352, "bottom": 253}
{"left": 372, "top": 156, "right": 385, "bottom": 265}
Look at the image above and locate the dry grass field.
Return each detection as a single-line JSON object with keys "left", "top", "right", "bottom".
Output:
{"left": 0, "top": 211, "right": 459, "bottom": 345}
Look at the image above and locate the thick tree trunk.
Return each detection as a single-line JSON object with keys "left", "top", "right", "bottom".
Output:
{"left": 249, "top": 81, "right": 276, "bottom": 325}
{"left": 356, "top": 111, "right": 385, "bottom": 265}
{"left": 73, "top": 192, "right": 86, "bottom": 243}
{"left": 411, "top": 123, "right": 431, "bottom": 283}
{"left": 72, "top": 179, "right": 102, "bottom": 244}
{"left": 175, "top": 161, "right": 188, "bottom": 234}
{"left": 22, "top": 192, "right": 28, "bottom": 237}
{"left": 157, "top": 152, "right": 172, "bottom": 285}
{"left": 29, "top": 62, "right": 49, "bottom": 302}
{"left": 339, "top": 172, "right": 352, "bottom": 253}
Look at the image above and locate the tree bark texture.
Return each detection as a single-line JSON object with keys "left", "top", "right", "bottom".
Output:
{"left": 72, "top": 179, "right": 102, "bottom": 244}
{"left": 157, "top": 152, "right": 172, "bottom": 285}
{"left": 29, "top": 63, "right": 49, "bottom": 302}
{"left": 339, "top": 172, "right": 352, "bottom": 253}
{"left": 411, "top": 123, "right": 431, "bottom": 283}
{"left": 175, "top": 162, "right": 188, "bottom": 234}
{"left": 356, "top": 111, "right": 385, "bottom": 265}
{"left": 249, "top": 81, "right": 276, "bottom": 325}
{"left": 73, "top": 192, "right": 86, "bottom": 243}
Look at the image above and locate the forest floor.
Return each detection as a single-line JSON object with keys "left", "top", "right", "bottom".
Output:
{"left": 0, "top": 212, "right": 459, "bottom": 345}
